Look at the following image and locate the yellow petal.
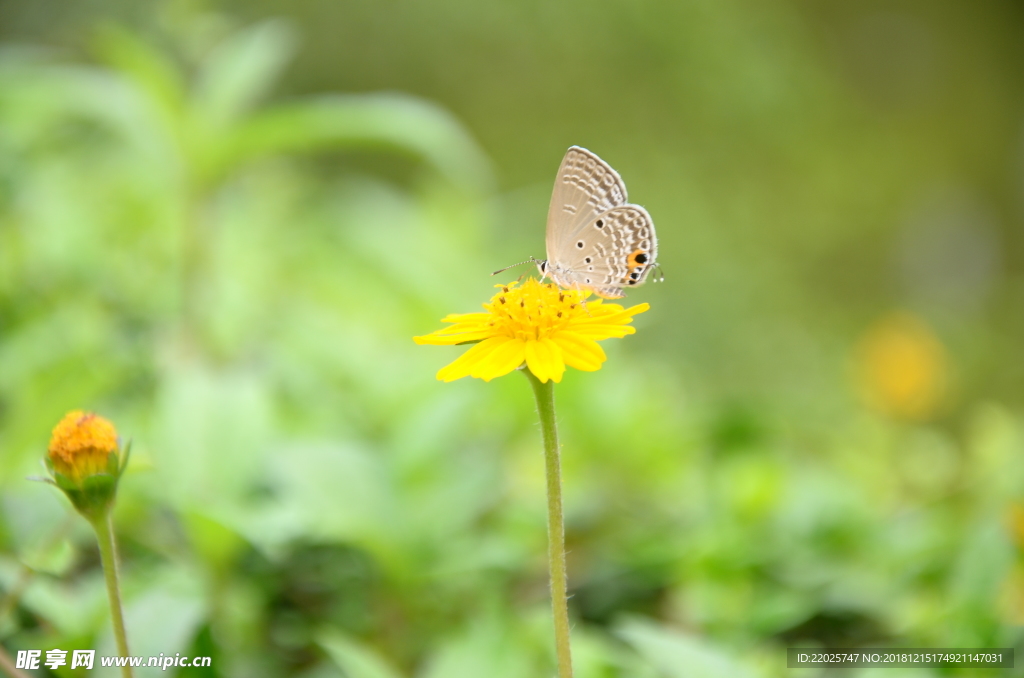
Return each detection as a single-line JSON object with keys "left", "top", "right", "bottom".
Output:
{"left": 554, "top": 332, "right": 607, "bottom": 371}
{"left": 436, "top": 337, "right": 511, "bottom": 381}
{"left": 568, "top": 324, "right": 636, "bottom": 339}
{"left": 414, "top": 326, "right": 493, "bottom": 345}
{"left": 524, "top": 337, "right": 565, "bottom": 383}
{"left": 469, "top": 337, "right": 526, "bottom": 381}
{"left": 572, "top": 303, "right": 649, "bottom": 326}
{"left": 439, "top": 312, "right": 491, "bottom": 324}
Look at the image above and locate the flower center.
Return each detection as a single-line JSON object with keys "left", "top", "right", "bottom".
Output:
{"left": 485, "top": 279, "right": 587, "bottom": 341}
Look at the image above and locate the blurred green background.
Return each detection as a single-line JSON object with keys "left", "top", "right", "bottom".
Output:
{"left": 1, "top": 0, "right": 1023, "bottom": 676}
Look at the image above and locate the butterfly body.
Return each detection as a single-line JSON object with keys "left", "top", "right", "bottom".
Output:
{"left": 538, "top": 146, "right": 658, "bottom": 299}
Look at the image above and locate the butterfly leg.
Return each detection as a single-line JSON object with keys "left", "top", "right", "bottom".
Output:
{"left": 571, "top": 280, "right": 593, "bottom": 317}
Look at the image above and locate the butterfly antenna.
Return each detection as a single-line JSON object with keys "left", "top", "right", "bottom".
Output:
{"left": 491, "top": 257, "right": 539, "bottom": 276}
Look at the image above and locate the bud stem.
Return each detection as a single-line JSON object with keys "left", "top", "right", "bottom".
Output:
{"left": 524, "top": 370, "right": 573, "bottom": 678}
{"left": 91, "top": 511, "right": 133, "bottom": 678}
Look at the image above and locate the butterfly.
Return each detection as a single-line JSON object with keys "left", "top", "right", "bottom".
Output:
{"left": 498, "top": 146, "right": 659, "bottom": 298}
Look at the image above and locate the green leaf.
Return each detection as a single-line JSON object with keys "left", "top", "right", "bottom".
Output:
{"left": 207, "top": 93, "right": 492, "bottom": 190}
{"left": 91, "top": 23, "right": 187, "bottom": 121}
{"left": 119, "top": 439, "right": 133, "bottom": 476}
{"left": 615, "top": 617, "right": 761, "bottom": 678}
{"left": 182, "top": 510, "right": 246, "bottom": 574}
{"left": 52, "top": 470, "right": 77, "bottom": 492}
{"left": 318, "top": 629, "right": 405, "bottom": 678}
{"left": 20, "top": 537, "right": 74, "bottom": 575}
{"left": 192, "top": 20, "right": 296, "bottom": 134}
{"left": 417, "top": 614, "right": 538, "bottom": 678}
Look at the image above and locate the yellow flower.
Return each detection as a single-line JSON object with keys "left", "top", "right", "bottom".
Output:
{"left": 48, "top": 410, "right": 119, "bottom": 483}
{"left": 414, "top": 278, "right": 649, "bottom": 383}
{"left": 854, "top": 312, "right": 947, "bottom": 421}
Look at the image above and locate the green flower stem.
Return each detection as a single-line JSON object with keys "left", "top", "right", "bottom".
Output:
{"left": 524, "top": 369, "right": 573, "bottom": 678}
{"left": 91, "top": 511, "right": 133, "bottom": 678}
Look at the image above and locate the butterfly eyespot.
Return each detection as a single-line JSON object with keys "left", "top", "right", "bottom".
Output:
{"left": 595, "top": 220, "right": 604, "bottom": 228}
{"left": 628, "top": 279, "right": 637, "bottom": 285}
{"left": 588, "top": 266, "right": 594, "bottom": 271}
{"left": 584, "top": 257, "right": 592, "bottom": 264}
{"left": 576, "top": 241, "right": 584, "bottom": 248}
{"left": 627, "top": 249, "right": 650, "bottom": 267}
{"left": 585, "top": 278, "right": 591, "bottom": 284}
{"left": 630, "top": 271, "right": 640, "bottom": 280}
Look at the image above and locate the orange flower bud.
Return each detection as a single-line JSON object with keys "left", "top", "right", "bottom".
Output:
{"left": 48, "top": 410, "right": 119, "bottom": 483}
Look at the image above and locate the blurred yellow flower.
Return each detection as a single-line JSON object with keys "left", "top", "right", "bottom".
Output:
{"left": 855, "top": 312, "right": 947, "bottom": 421}
{"left": 48, "top": 410, "right": 119, "bottom": 483}
{"left": 414, "top": 278, "right": 649, "bottom": 383}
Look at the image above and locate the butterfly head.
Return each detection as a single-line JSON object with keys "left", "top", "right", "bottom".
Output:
{"left": 537, "top": 259, "right": 577, "bottom": 290}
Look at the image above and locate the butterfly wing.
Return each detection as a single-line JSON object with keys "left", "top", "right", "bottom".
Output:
{"left": 545, "top": 146, "right": 629, "bottom": 261}
{"left": 556, "top": 205, "right": 658, "bottom": 299}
